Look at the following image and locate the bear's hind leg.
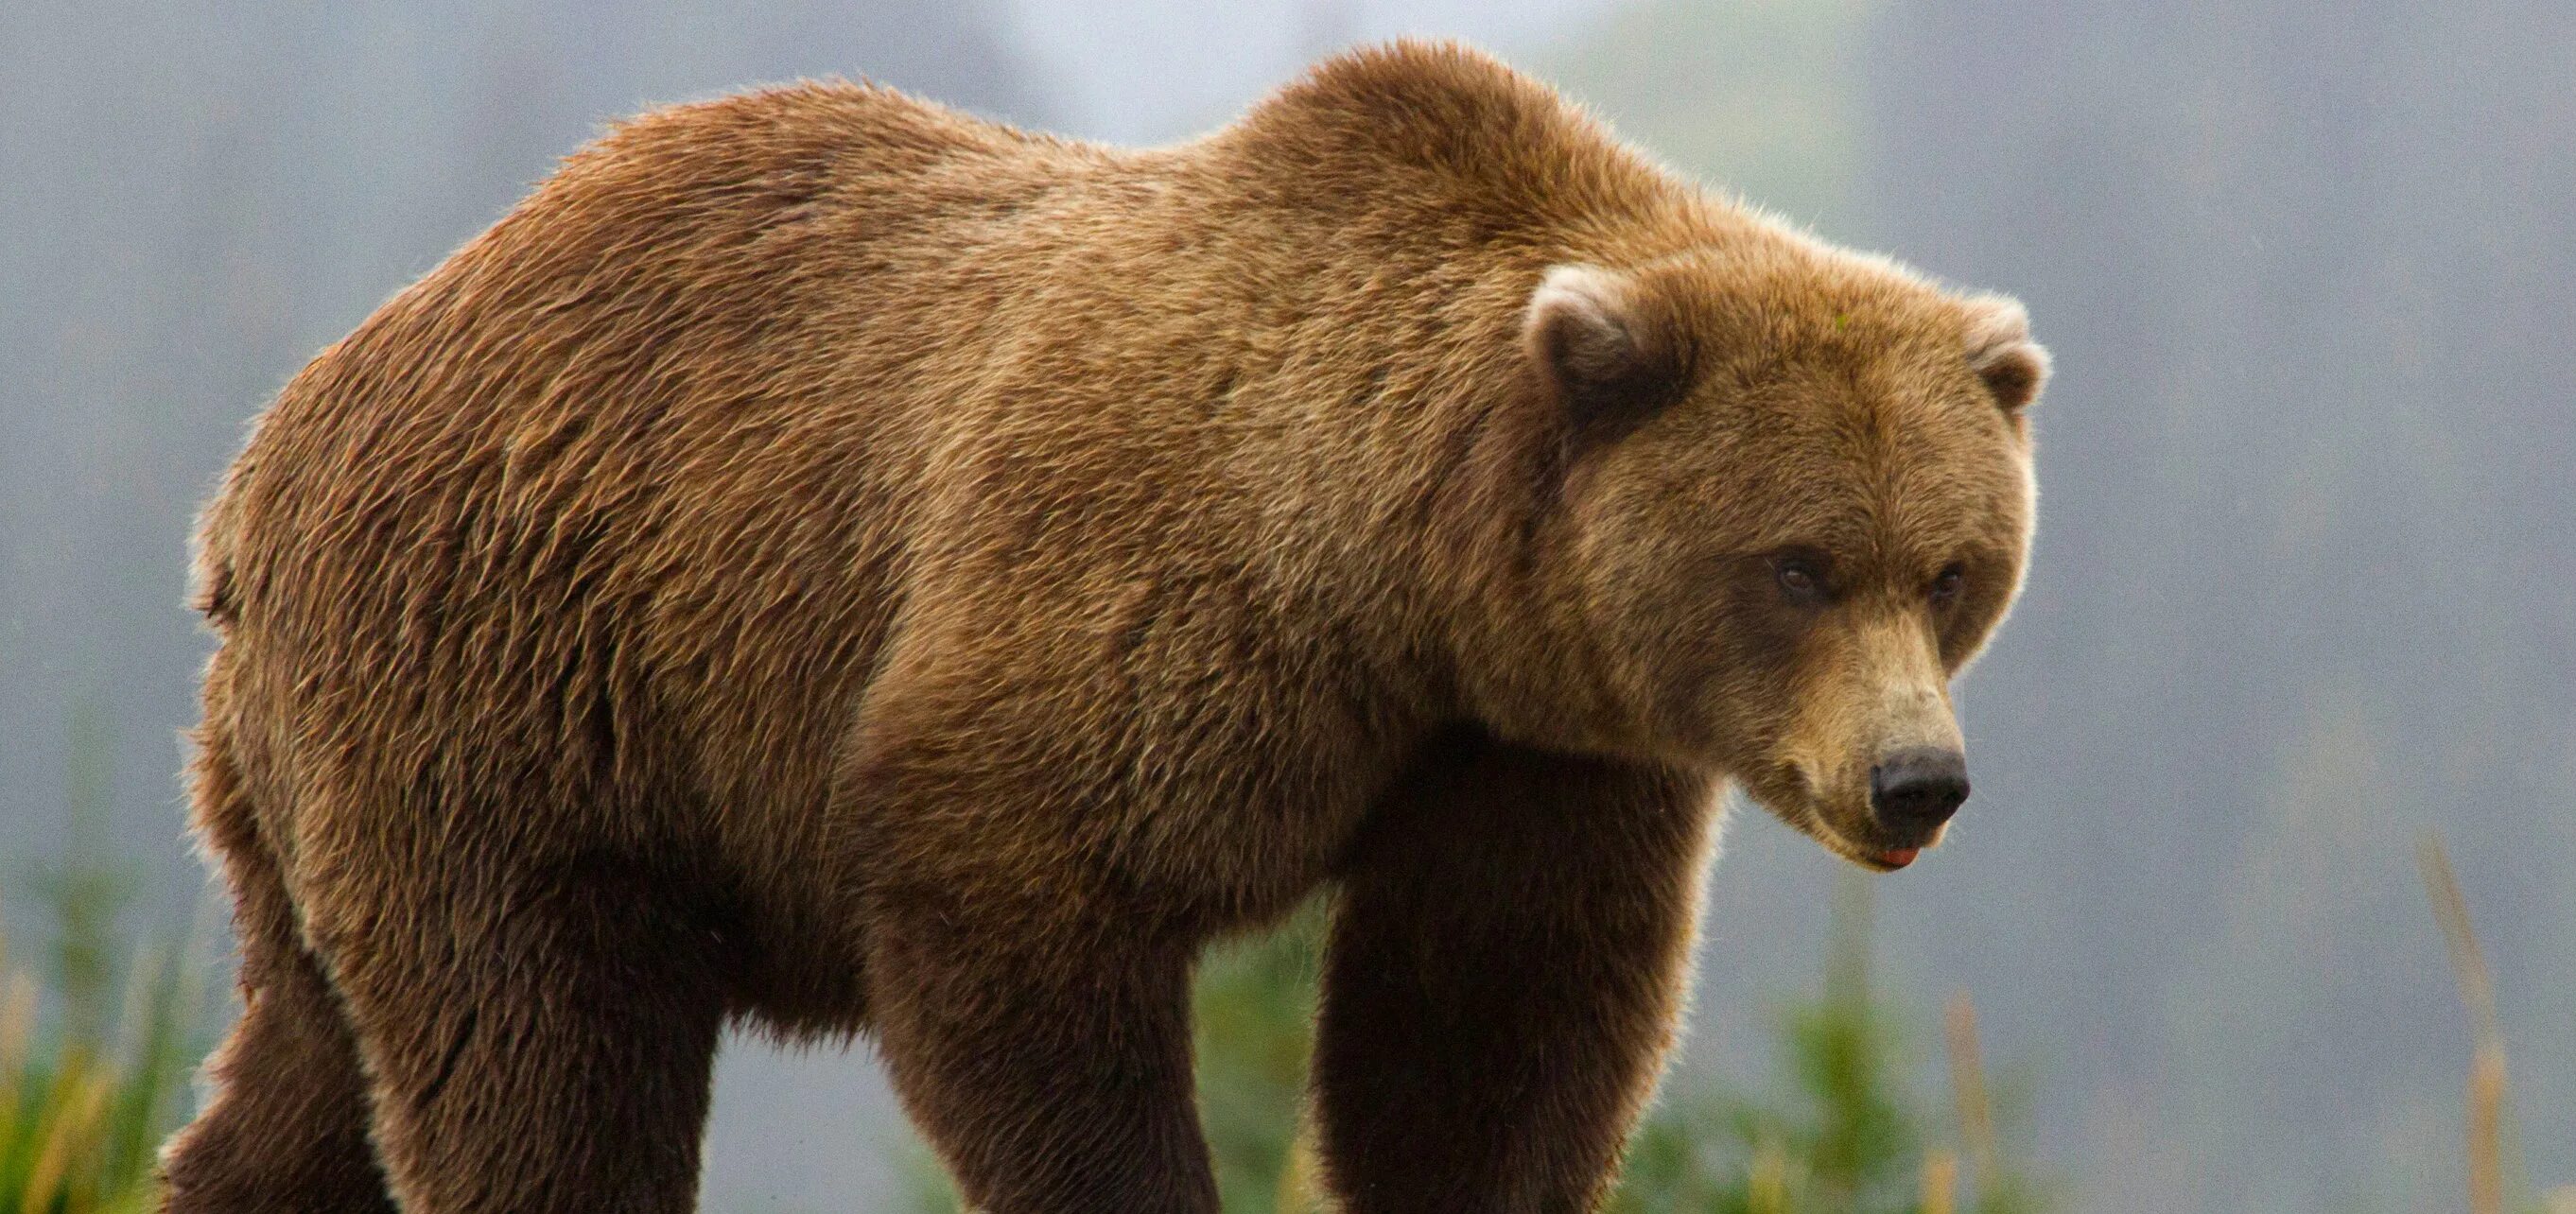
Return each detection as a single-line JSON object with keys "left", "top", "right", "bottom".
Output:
{"left": 160, "top": 755, "right": 393, "bottom": 1212}
{"left": 322, "top": 855, "right": 728, "bottom": 1214}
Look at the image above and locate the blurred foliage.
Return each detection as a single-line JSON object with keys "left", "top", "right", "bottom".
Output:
{"left": 909, "top": 876, "right": 2055, "bottom": 1213}
{"left": 1, "top": 718, "right": 208, "bottom": 1214}
{"left": 1190, "top": 911, "right": 1325, "bottom": 1213}
{"left": 1609, "top": 876, "right": 2053, "bottom": 1214}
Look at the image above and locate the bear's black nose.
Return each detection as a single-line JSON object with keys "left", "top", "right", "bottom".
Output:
{"left": 1870, "top": 749, "right": 1971, "bottom": 835}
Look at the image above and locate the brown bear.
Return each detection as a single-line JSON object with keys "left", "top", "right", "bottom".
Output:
{"left": 161, "top": 41, "right": 2047, "bottom": 1214}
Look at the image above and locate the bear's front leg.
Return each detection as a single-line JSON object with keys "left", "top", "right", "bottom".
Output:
{"left": 848, "top": 655, "right": 1225, "bottom": 1214}
{"left": 1313, "top": 735, "right": 1719, "bottom": 1213}
{"left": 868, "top": 878, "right": 1218, "bottom": 1213}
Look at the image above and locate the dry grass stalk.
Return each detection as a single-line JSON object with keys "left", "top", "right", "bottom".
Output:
{"left": 1, "top": 968, "right": 35, "bottom": 1162}
{"left": 22, "top": 1051, "right": 113, "bottom": 1209}
{"left": 2468, "top": 1042, "right": 2506, "bottom": 1214}
{"left": 1945, "top": 992, "right": 1999, "bottom": 1197}
{"left": 2419, "top": 839, "right": 2499, "bottom": 1043}
{"left": 1749, "top": 1139, "right": 1792, "bottom": 1214}
{"left": 2418, "top": 834, "right": 2506, "bottom": 1214}
{"left": 1921, "top": 1148, "right": 1958, "bottom": 1214}
{"left": 0, "top": 971, "right": 33, "bottom": 1086}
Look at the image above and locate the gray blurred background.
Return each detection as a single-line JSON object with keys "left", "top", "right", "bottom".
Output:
{"left": 3, "top": 1, "right": 2570, "bottom": 1209}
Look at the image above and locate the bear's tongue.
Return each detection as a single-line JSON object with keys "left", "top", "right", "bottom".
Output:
{"left": 1875, "top": 847, "right": 1921, "bottom": 869}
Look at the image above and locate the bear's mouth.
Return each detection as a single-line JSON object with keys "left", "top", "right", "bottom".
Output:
{"left": 1775, "top": 796, "right": 1929, "bottom": 873}
{"left": 1745, "top": 764, "right": 1936, "bottom": 873}
{"left": 1813, "top": 825, "right": 1924, "bottom": 873}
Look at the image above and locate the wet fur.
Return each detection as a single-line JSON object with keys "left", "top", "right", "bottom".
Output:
{"left": 164, "top": 42, "right": 2041, "bottom": 1213}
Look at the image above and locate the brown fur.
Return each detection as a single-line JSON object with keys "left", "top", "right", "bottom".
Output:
{"left": 163, "top": 42, "right": 2045, "bottom": 1213}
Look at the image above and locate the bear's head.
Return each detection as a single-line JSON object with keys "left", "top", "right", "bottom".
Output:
{"left": 1506, "top": 244, "right": 2047, "bottom": 871}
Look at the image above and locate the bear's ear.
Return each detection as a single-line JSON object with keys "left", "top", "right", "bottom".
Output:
{"left": 1962, "top": 294, "right": 2050, "bottom": 413}
{"left": 1523, "top": 265, "right": 1692, "bottom": 442}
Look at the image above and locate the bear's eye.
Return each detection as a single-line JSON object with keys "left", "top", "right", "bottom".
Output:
{"left": 1929, "top": 565, "right": 1966, "bottom": 605}
{"left": 1774, "top": 558, "right": 1827, "bottom": 604}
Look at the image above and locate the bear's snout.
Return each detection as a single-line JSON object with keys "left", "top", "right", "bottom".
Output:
{"left": 1869, "top": 747, "right": 1971, "bottom": 840}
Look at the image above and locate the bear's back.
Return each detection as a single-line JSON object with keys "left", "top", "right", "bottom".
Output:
{"left": 197, "top": 82, "right": 1127, "bottom": 841}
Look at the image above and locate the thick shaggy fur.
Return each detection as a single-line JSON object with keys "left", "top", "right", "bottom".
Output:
{"left": 165, "top": 43, "right": 2045, "bottom": 1213}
